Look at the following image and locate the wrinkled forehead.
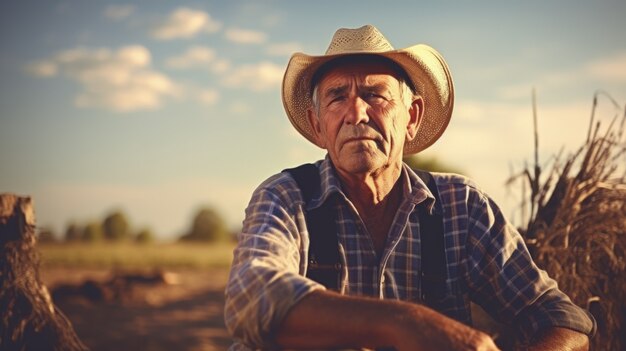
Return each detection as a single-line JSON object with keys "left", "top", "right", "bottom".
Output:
{"left": 311, "top": 55, "right": 413, "bottom": 94}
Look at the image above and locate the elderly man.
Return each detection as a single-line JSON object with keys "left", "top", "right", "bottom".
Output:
{"left": 224, "top": 25, "right": 595, "bottom": 350}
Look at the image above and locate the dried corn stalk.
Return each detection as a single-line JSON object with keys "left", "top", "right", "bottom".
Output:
{"left": 509, "top": 91, "right": 626, "bottom": 350}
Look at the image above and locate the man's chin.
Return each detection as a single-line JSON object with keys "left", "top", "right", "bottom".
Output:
{"left": 335, "top": 155, "right": 386, "bottom": 175}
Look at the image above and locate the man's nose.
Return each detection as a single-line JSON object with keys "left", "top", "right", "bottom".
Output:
{"left": 344, "top": 96, "right": 369, "bottom": 125}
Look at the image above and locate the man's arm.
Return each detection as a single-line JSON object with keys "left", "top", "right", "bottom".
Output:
{"left": 525, "top": 327, "right": 589, "bottom": 351}
{"left": 462, "top": 185, "right": 595, "bottom": 346}
{"left": 224, "top": 174, "right": 327, "bottom": 348}
{"left": 276, "top": 290, "right": 500, "bottom": 351}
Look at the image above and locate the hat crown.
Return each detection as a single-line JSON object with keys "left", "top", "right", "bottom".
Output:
{"left": 325, "top": 25, "right": 395, "bottom": 55}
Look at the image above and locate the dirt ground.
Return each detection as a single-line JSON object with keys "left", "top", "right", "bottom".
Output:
{"left": 41, "top": 268, "right": 233, "bottom": 351}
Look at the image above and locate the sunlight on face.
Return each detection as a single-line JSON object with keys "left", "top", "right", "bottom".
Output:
{"left": 310, "top": 61, "right": 414, "bottom": 175}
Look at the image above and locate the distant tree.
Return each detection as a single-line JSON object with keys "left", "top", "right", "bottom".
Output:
{"left": 82, "top": 222, "right": 104, "bottom": 243}
{"left": 64, "top": 223, "right": 82, "bottom": 242}
{"left": 135, "top": 228, "right": 155, "bottom": 244}
{"left": 180, "top": 207, "right": 228, "bottom": 242}
{"left": 229, "top": 227, "right": 241, "bottom": 243}
{"left": 37, "top": 227, "right": 57, "bottom": 243}
{"left": 403, "top": 155, "right": 464, "bottom": 175}
{"left": 102, "top": 210, "right": 130, "bottom": 241}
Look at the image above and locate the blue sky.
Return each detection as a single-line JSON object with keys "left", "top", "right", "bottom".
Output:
{"left": 1, "top": 1, "right": 625, "bottom": 239}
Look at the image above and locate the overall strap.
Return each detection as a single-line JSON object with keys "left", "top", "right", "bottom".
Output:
{"left": 284, "top": 165, "right": 446, "bottom": 301}
{"left": 413, "top": 170, "right": 447, "bottom": 307}
{"left": 284, "top": 164, "right": 342, "bottom": 291}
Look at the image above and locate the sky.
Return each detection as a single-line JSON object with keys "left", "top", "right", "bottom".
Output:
{"left": 1, "top": 1, "right": 625, "bottom": 240}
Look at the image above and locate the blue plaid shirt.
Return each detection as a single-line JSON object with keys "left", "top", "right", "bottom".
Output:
{"left": 224, "top": 156, "right": 595, "bottom": 350}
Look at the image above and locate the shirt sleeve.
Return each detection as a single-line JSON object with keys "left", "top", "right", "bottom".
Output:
{"left": 224, "top": 174, "right": 326, "bottom": 349}
{"left": 464, "top": 187, "right": 596, "bottom": 341}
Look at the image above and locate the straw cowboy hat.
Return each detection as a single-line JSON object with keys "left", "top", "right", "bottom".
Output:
{"left": 282, "top": 24, "right": 454, "bottom": 155}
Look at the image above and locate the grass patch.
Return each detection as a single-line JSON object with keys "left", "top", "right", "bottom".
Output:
{"left": 37, "top": 242, "right": 236, "bottom": 270}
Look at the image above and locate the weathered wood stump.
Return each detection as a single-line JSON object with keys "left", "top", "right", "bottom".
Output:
{"left": 0, "top": 194, "right": 87, "bottom": 351}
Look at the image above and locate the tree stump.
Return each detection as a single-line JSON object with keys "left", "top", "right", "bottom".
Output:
{"left": 0, "top": 194, "right": 87, "bottom": 351}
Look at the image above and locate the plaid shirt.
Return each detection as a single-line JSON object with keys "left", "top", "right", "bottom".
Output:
{"left": 224, "top": 156, "right": 595, "bottom": 350}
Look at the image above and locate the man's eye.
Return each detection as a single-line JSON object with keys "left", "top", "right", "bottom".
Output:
{"left": 329, "top": 96, "right": 346, "bottom": 104}
{"left": 365, "top": 93, "right": 385, "bottom": 101}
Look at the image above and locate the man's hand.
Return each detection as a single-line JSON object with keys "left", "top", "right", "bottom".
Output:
{"left": 276, "top": 290, "right": 500, "bottom": 350}
{"left": 388, "top": 300, "right": 500, "bottom": 351}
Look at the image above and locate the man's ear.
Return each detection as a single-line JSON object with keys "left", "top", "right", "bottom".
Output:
{"left": 406, "top": 96, "right": 424, "bottom": 142}
{"left": 307, "top": 108, "right": 326, "bottom": 149}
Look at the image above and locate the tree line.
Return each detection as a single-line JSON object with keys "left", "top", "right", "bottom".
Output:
{"left": 38, "top": 206, "right": 231, "bottom": 244}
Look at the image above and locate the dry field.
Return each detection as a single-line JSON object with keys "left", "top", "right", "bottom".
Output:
{"left": 39, "top": 243, "right": 235, "bottom": 351}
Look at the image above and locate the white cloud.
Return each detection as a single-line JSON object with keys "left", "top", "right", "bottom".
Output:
{"left": 197, "top": 89, "right": 219, "bottom": 105}
{"left": 453, "top": 99, "right": 493, "bottom": 123}
{"left": 24, "top": 60, "right": 58, "bottom": 77}
{"left": 222, "top": 61, "right": 283, "bottom": 91}
{"left": 152, "top": 8, "right": 221, "bottom": 40}
{"left": 449, "top": 99, "right": 597, "bottom": 156}
{"left": 166, "top": 46, "right": 215, "bottom": 69}
{"left": 586, "top": 52, "right": 626, "bottom": 82}
{"left": 210, "top": 59, "right": 231, "bottom": 73}
{"left": 497, "top": 74, "right": 578, "bottom": 100}
{"left": 74, "top": 70, "right": 180, "bottom": 112}
{"left": 103, "top": 4, "right": 135, "bottom": 21}
{"left": 225, "top": 28, "right": 267, "bottom": 44}
{"left": 27, "top": 45, "right": 180, "bottom": 112}
{"left": 165, "top": 46, "right": 231, "bottom": 73}
{"left": 117, "top": 45, "right": 151, "bottom": 66}
{"left": 228, "top": 101, "right": 251, "bottom": 115}
{"left": 496, "top": 84, "right": 534, "bottom": 100}
{"left": 266, "top": 42, "right": 303, "bottom": 56}
{"left": 498, "top": 51, "right": 626, "bottom": 99}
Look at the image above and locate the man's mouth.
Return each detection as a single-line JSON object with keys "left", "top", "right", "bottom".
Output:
{"left": 346, "top": 138, "right": 373, "bottom": 142}
{"left": 345, "top": 136, "right": 377, "bottom": 143}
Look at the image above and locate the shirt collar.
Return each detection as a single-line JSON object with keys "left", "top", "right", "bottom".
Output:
{"left": 307, "top": 155, "right": 439, "bottom": 215}
{"left": 402, "top": 164, "right": 440, "bottom": 215}
{"left": 306, "top": 155, "right": 343, "bottom": 210}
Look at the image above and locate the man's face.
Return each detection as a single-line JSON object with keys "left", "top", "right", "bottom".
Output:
{"left": 308, "top": 60, "right": 421, "bottom": 176}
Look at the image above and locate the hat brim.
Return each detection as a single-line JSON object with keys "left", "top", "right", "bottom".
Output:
{"left": 282, "top": 44, "right": 454, "bottom": 155}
